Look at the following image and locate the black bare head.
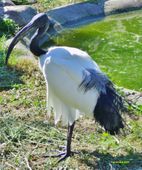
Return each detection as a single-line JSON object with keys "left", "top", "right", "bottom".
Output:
{"left": 5, "top": 13, "right": 50, "bottom": 65}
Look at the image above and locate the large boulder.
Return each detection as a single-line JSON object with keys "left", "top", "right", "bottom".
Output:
{"left": 0, "top": 7, "right": 4, "bottom": 18}
{"left": 0, "top": 0, "right": 15, "bottom": 7}
{"left": 47, "top": 0, "right": 142, "bottom": 29}
{"left": 105, "top": 0, "right": 142, "bottom": 14}
{"left": 0, "top": 0, "right": 37, "bottom": 26}
{"left": 0, "top": 2, "right": 3, "bottom": 7}
{"left": 47, "top": 2, "right": 104, "bottom": 28}
{"left": 4, "top": 5, "right": 37, "bottom": 26}
{"left": 0, "top": 0, "right": 15, "bottom": 18}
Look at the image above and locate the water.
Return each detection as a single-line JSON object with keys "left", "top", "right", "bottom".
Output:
{"left": 54, "top": 10, "right": 142, "bottom": 91}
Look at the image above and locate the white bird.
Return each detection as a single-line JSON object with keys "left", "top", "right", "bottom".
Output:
{"left": 6, "top": 13, "right": 125, "bottom": 162}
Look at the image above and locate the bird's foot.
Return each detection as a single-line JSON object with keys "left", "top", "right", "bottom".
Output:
{"left": 58, "top": 150, "right": 75, "bottom": 162}
{"left": 45, "top": 150, "right": 78, "bottom": 162}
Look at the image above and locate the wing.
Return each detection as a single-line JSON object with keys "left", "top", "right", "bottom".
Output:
{"left": 47, "top": 46, "right": 102, "bottom": 86}
{"left": 42, "top": 47, "right": 124, "bottom": 129}
{"left": 79, "top": 68, "right": 110, "bottom": 94}
{"left": 42, "top": 47, "right": 106, "bottom": 122}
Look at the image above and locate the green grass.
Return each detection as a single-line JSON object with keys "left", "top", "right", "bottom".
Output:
{"left": 0, "top": 65, "right": 142, "bottom": 168}
{"left": 0, "top": 7, "right": 142, "bottom": 170}
{"left": 0, "top": 104, "right": 142, "bottom": 169}
{"left": 0, "top": 18, "right": 18, "bottom": 38}
{"left": 12, "top": 0, "right": 30, "bottom": 5}
{"left": 55, "top": 9, "right": 142, "bottom": 91}
{"left": 0, "top": 18, "right": 18, "bottom": 67}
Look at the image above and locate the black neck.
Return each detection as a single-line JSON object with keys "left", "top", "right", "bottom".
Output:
{"left": 30, "top": 27, "right": 47, "bottom": 56}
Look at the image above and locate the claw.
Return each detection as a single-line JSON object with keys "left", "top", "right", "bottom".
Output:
{"left": 44, "top": 150, "right": 79, "bottom": 162}
{"left": 58, "top": 151, "right": 79, "bottom": 162}
{"left": 58, "top": 152, "right": 71, "bottom": 162}
{"left": 43, "top": 150, "right": 65, "bottom": 158}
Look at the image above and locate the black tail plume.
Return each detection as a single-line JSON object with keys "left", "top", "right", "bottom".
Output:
{"left": 94, "top": 82, "right": 125, "bottom": 135}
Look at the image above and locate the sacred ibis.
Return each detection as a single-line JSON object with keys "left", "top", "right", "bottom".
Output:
{"left": 6, "top": 13, "right": 125, "bottom": 162}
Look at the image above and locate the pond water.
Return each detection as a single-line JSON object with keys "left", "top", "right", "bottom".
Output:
{"left": 54, "top": 10, "right": 142, "bottom": 91}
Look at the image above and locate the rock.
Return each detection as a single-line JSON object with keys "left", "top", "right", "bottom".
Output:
{"left": 122, "top": 88, "right": 142, "bottom": 105}
{"left": 0, "top": 0, "right": 15, "bottom": 6}
{"left": 4, "top": 5, "right": 37, "bottom": 26}
{"left": 47, "top": 2, "right": 105, "bottom": 28}
{"left": 105, "top": 0, "right": 142, "bottom": 15}
{"left": 0, "top": 0, "right": 15, "bottom": 18}
{"left": 0, "top": 0, "right": 14, "bottom": 18}
{"left": 0, "top": 2, "right": 3, "bottom": 7}
{"left": 46, "top": 0, "right": 142, "bottom": 33}
{"left": 0, "top": 7, "right": 4, "bottom": 18}
{"left": 127, "top": 92, "right": 142, "bottom": 105}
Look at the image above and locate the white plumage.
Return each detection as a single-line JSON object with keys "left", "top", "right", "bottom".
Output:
{"left": 6, "top": 13, "right": 125, "bottom": 162}
{"left": 39, "top": 46, "right": 100, "bottom": 125}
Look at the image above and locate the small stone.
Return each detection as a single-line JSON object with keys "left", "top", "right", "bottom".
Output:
{"left": 105, "top": 0, "right": 142, "bottom": 15}
{"left": 123, "top": 88, "right": 142, "bottom": 105}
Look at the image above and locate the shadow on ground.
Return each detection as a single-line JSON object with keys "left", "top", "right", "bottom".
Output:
{"left": 0, "top": 65, "right": 24, "bottom": 91}
{"left": 79, "top": 150, "right": 142, "bottom": 170}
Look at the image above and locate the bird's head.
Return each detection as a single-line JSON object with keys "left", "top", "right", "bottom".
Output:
{"left": 5, "top": 13, "right": 50, "bottom": 65}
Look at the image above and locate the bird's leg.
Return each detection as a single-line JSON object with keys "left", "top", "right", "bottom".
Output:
{"left": 58, "top": 121, "right": 75, "bottom": 162}
{"left": 45, "top": 122, "right": 77, "bottom": 162}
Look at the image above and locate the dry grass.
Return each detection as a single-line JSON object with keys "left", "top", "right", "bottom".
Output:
{"left": 0, "top": 58, "right": 142, "bottom": 169}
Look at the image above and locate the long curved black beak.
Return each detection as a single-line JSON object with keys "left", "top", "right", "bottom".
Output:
{"left": 5, "top": 13, "right": 49, "bottom": 65}
{"left": 5, "top": 22, "right": 34, "bottom": 65}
